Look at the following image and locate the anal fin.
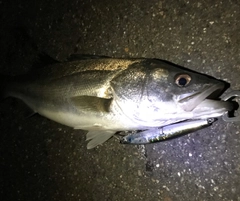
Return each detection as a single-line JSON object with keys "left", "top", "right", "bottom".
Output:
{"left": 26, "top": 112, "right": 37, "bottom": 119}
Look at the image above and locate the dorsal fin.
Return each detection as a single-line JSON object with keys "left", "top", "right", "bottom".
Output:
{"left": 67, "top": 54, "right": 111, "bottom": 62}
{"left": 32, "top": 53, "right": 60, "bottom": 69}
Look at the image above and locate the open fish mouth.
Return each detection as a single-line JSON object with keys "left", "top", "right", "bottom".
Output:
{"left": 178, "top": 83, "right": 233, "bottom": 116}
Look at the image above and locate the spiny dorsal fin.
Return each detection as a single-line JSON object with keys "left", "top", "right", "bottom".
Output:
{"left": 71, "top": 96, "right": 112, "bottom": 113}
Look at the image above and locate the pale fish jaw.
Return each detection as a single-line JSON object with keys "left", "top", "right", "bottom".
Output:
{"left": 191, "top": 99, "right": 234, "bottom": 119}
{"left": 177, "top": 84, "right": 225, "bottom": 112}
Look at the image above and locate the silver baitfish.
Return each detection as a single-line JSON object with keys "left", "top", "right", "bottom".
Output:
{"left": 0, "top": 55, "right": 234, "bottom": 149}
{"left": 120, "top": 118, "right": 216, "bottom": 144}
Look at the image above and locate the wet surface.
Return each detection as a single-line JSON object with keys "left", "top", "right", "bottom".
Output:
{"left": 0, "top": 0, "right": 240, "bottom": 201}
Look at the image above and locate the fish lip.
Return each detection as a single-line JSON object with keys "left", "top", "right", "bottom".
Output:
{"left": 192, "top": 99, "right": 234, "bottom": 119}
{"left": 178, "top": 83, "right": 225, "bottom": 112}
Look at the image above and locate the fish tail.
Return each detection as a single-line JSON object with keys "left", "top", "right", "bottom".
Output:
{"left": 0, "top": 74, "right": 13, "bottom": 100}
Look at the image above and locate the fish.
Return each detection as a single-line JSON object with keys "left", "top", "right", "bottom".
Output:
{"left": 0, "top": 55, "right": 233, "bottom": 149}
{"left": 120, "top": 118, "right": 216, "bottom": 144}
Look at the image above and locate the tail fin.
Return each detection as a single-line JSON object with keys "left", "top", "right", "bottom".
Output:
{"left": 0, "top": 74, "right": 13, "bottom": 100}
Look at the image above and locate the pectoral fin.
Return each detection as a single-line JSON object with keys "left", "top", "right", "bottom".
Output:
{"left": 86, "top": 130, "right": 115, "bottom": 149}
{"left": 71, "top": 96, "right": 112, "bottom": 113}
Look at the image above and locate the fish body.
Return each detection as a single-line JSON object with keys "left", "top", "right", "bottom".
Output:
{"left": 1, "top": 55, "right": 233, "bottom": 148}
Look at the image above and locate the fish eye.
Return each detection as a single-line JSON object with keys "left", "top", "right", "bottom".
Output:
{"left": 175, "top": 74, "right": 191, "bottom": 87}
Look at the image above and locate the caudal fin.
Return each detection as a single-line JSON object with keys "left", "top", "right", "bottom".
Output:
{"left": 0, "top": 74, "right": 12, "bottom": 100}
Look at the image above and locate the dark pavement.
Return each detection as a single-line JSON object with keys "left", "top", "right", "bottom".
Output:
{"left": 0, "top": 0, "right": 240, "bottom": 200}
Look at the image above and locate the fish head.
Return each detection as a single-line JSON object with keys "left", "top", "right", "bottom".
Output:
{"left": 143, "top": 59, "right": 232, "bottom": 120}
{"left": 111, "top": 59, "right": 232, "bottom": 125}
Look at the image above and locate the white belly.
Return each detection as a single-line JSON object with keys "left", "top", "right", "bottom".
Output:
{"left": 38, "top": 108, "right": 136, "bottom": 131}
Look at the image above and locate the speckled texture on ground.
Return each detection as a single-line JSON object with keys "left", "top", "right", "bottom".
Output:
{"left": 0, "top": 0, "right": 240, "bottom": 201}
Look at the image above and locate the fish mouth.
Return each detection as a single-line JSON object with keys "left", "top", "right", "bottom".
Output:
{"left": 178, "top": 83, "right": 232, "bottom": 114}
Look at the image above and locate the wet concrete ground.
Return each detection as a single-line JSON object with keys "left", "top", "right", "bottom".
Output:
{"left": 0, "top": 0, "right": 240, "bottom": 200}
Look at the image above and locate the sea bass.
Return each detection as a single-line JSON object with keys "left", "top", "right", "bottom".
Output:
{"left": 1, "top": 55, "right": 233, "bottom": 149}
